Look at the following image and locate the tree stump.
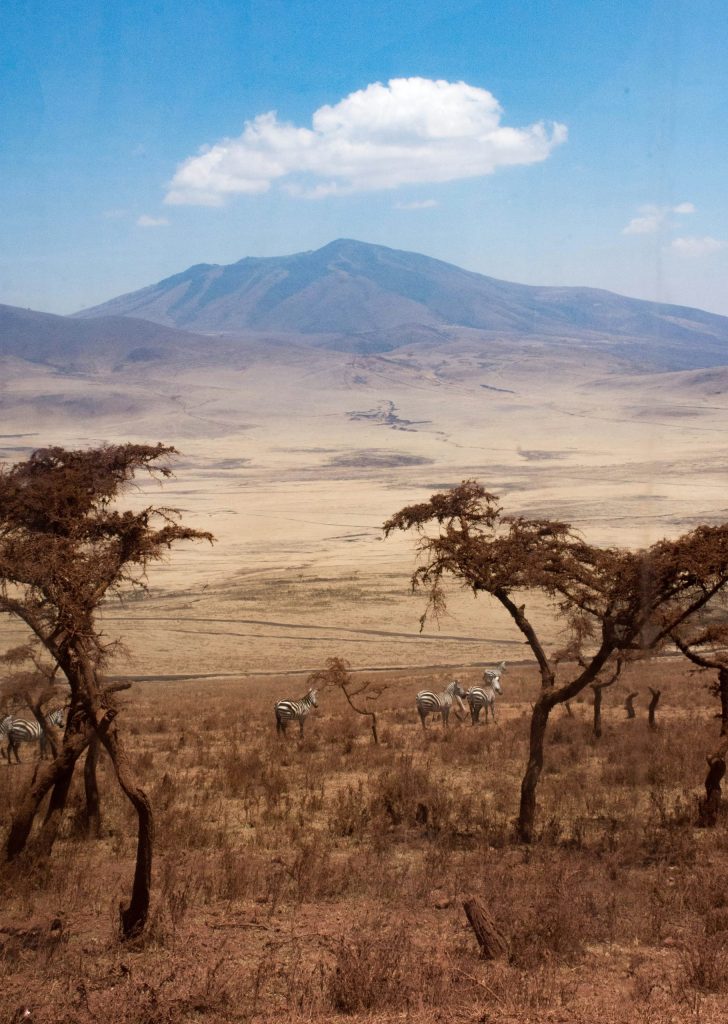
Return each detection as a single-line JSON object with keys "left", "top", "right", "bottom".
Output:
{"left": 462, "top": 897, "right": 509, "bottom": 960}
{"left": 624, "top": 692, "right": 638, "bottom": 719}
{"left": 648, "top": 688, "right": 661, "bottom": 729}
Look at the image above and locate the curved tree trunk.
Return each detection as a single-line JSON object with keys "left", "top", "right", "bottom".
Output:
{"left": 517, "top": 695, "right": 552, "bottom": 843}
{"left": 6, "top": 729, "right": 90, "bottom": 860}
{"left": 624, "top": 692, "right": 638, "bottom": 719}
{"left": 35, "top": 758, "right": 77, "bottom": 858}
{"left": 99, "top": 724, "right": 153, "bottom": 939}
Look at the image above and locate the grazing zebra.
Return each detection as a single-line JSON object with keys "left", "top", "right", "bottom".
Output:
{"left": 4, "top": 708, "right": 66, "bottom": 763}
{"left": 274, "top": 689, "right": 319, "bottom": 737}
{"left": 467, "top": 662, "right": 506, "bottom": 725}
{"left": 415, "top": 679, "right": 467, "bottom": 730}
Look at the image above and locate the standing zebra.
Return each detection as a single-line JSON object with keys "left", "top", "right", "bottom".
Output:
{"left": 3, "top": 708, "right": 66, "bottom": 763}
{"left": 467, "top": 662, "right": 506, "bottom": 724}
{"left": 274, "top": 689, "right": 319, "bottom": 737}
{"left": 0, "top": 715, "right": 13, "bottom": 759}
{"left": 415, "top": 679, "right": 467, "bottom": 730}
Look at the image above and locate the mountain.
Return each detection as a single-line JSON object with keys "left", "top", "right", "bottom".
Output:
{"left": 0, "top": 303, "right": 214, "bottom": 368}
{"left": 73, "top": 239, "right": 728, "bottom": 369}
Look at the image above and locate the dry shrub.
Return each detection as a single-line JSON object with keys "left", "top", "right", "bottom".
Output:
{"left": 323, "top": 918, "right": 451, "bottom": 1014}
{"left": 680, "top": 926, "right": 728, "bottom": 993}
{"left": 327, "top": 781, "right": 370, "bottom": 838}
{"left": 370, "top": 754, "right": 450, "bottom": 830}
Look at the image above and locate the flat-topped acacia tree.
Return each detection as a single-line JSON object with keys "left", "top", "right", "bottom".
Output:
{"left": 0, "top": 443, "right": 212, "bottom": 937}
{"left": 385, "top": 481, "right": 728, "bottom": 842}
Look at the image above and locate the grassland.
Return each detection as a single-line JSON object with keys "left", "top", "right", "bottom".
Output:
{"left": 2, "top": 659, "right": 727, "bottom": 1023}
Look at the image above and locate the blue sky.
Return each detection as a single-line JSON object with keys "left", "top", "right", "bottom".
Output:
{"left": 2, "top": 0, "right": 727, "bottom": 315}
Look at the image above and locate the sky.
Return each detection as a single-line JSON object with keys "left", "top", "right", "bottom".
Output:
{"left": 2, "top": 0, "right": 727, "bottom": 315}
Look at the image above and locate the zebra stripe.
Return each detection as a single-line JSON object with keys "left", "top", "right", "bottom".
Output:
{"left": 4, "top": 708, "right": 65, "bottom": 763}
{"left": 467, "top": 662, "right": 506, "bottom": 724}
{"left": 416, "top": 679, "right": 467, "bottom": 730}
{"left": 274, "top": 689, "right": 319, "bottom": 737}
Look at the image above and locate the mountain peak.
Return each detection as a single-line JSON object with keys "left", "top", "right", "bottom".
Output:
{"left": 71, "top": 240, "right": 728, "bottom": 369}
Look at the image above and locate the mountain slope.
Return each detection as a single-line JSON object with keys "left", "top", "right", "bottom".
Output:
{"left": 0, "top": 303, "right": 214, "bottom": 368}
{"left": 73, "top": 239, "right": 728, "bottom": 369}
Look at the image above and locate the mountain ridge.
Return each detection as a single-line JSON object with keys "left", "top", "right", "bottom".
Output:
{"left": 70, "top": 239, "right": 728, "bottom": 370}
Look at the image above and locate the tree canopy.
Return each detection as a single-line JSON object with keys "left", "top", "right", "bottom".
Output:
{"left": 0, "top": 443, "right": 212, "bottom": 936}
{"left": 386, "top": 481, "right": 728, "bottom": 839}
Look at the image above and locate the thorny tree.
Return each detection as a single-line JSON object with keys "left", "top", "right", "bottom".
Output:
{"left": 385, "top": 481, "right": 728, "bottom": 842}
{"left": 0, "top": 444, "right": 212, "bottom": 936}
{"left": 308, "top": 656, "right": 386, "bottom": 744}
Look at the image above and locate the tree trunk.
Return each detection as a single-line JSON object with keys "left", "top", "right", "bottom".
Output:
{"left": 697, "top": 741, "right": 727, "bottom": 827}
{"left": 463, "top": 897, "right": 509, "bottom": 959}
{"left": 517, "top": 695, "right": 552, "bottom": 843}
{"left": 99, "top": 724, "right": 153, "bottom": 939}
{"left": 6, "top": 729, "right": 90, "bottom": 860}
{"left": 592, "top": 685, "right": 603, "bottom": 738}
{"left": 624, "top": 692, "right": 638, "bottom": 719}
{"left": 34, "top": 758, "right": 77, "bottom": 858}
{"left": 83, "top": 736, "right": 102, "bottom": 838}
{"left": 648, "top": 688, "right": 661, "bottom": 729}
{"left": 718, "top": 669, "right": 728, "bottom": 737}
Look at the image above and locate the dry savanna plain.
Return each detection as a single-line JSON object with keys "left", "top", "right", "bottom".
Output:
{"left": 2, "top": 332, "right": 728, "bottom": 1022}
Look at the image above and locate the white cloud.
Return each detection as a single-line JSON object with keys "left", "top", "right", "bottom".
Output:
{"left": 165, "top": 77, "right": 567, "bottom": 205}
{"left": 670, "top": 235, "right": 726, "bottom": 256}
{"left": 622, "top": 201, "right": 694, "bottom": 235}
{"left": 137, "top": 214, "right": 170, "bottom": 228}
{"left": 395, "top": 198, "right": 438, "bottom": 210}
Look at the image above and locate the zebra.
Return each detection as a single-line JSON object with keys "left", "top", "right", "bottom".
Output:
{"left": 274, "top": 689, "right": 319, "bottom": 737}
{"left": 467, "top": 662, "right": 506, "bottom": 725}
{"left": 415, "top": 679, "right": 467, "bottom": 730}
{"left": 3, "top": 708, "right": 66, "bottom": 763}
{"left": 0, "top": 715, "right": 13, "bottom": 760}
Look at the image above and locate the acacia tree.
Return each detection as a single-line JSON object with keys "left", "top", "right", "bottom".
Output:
{"left": 385, "top": 481, "right": 728, "bottom": 842}
{"left": 308, "top": 656, "right": 386, "bottom": 744}
{"left": 0, "top": 444, "right": 212, "bottom": 936}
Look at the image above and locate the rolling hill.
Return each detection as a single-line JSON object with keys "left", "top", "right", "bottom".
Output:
{"left": 0, "top": 303, "right": 214, "bottom": 369}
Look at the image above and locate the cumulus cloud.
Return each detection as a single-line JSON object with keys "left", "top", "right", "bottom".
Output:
{"left": 670, "top": 235, "right": 726, "bottom": 256}
{"left": 395, "top": 198, "right": 438, "bottom": 210}
{"left": 165, "top": 77, "right": 567, "bottom": 205}
{"left": 137, "top": 214, "right": 169, "bottom": 227}
{"left": 622, "top": 201, "right": 695, "bottom": 235}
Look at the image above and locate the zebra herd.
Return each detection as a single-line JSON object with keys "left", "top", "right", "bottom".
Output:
{"left": 0, "top": 708, "right": 65, "bottom": 763}
{"left": 415, "top": 662, "right": 506, "bottom": 730}
{"left": 1, "top": 666, "right": 505, "bottom": 760}
{"left": 273, "top": 662, "right": 506, "bottom": 738}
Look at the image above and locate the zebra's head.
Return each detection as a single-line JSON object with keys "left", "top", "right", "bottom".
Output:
{"left": 307, "top": 689, "right": 319, "bottom": 708}
{"left": 446, "top": 679, "right": 467, "bottom": 699}
{"left": 483, "top": 669, "right": 503, "bottom": 694}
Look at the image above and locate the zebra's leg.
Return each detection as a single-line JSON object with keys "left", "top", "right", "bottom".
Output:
{"left": 276, "top": 713, "right": 283, "bottom": 735}
{"left": 442, "top": 706, "right": 450, "bottom": 728}
{"left": 418, "top": 707, "right": 428, "bottom": 731}
{"left": 9, "top": 737, "right": 21, "bottom": 764}
{"left": 298, "top": 717, "right": 305, "bottom": 739}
